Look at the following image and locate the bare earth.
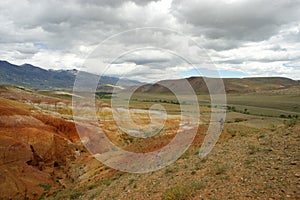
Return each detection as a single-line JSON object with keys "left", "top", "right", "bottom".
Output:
{"left": 0, "top": 86, "right": 299, "bottom": 200}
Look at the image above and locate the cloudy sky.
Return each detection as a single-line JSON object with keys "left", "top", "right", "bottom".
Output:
{"left": 1, "top": 0, "right": 300, "bottom": 82}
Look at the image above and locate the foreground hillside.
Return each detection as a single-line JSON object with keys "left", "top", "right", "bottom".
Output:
{"left": 0, "top": 85, "right": 299, "bottom": 199}
{"left": 0, "top": 87, "right": 83, "bottom": 199}
{"left": 74, "top": 117, "right": 299, "bottom": 200}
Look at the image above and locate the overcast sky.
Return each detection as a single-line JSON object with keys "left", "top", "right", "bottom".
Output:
{"left": 1, "top": 0, "right": 300, "bottom": 81}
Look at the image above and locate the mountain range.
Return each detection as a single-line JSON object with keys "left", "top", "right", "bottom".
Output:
{"left": 0, "top": 60, "right": 141, "bottom": 90}
{"left": 1, "top": 60, "right": 299, "bottom": 93}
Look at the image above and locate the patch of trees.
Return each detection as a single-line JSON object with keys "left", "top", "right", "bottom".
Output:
{"left": 131, "top": 98, "right": 181, "bottom": 105}
{"left": 279, "top": 114, "right": 298, "bottom": 119}
{"left": 96, "top": 91, "right": 112, "bottom": 99}
{"left": 226, "top": 106, "right": 250, "bottom": 114}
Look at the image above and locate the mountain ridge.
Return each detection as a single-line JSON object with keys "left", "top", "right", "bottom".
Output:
{"left": 0, "top": 60, "right": 141, "bottom": 90}
{"left": 1, "top": 60, "right": 299, "bottom": 93}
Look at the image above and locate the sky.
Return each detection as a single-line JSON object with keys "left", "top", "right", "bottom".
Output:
{"left": 1, "top": 0, "right": 300, "bottom": 82}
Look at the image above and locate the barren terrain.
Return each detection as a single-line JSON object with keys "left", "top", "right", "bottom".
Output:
{"left": 0, "top": 85, "right": 299, "bottom": 199}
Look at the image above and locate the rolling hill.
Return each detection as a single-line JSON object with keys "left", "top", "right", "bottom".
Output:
{"left": 134, "top": 76, "right": 300, "bottom": 94}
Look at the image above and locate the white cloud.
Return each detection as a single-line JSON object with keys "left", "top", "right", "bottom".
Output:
{"left": 0, "top": 0, "right": 300, "bottom": 81}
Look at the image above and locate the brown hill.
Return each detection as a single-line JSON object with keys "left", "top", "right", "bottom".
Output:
{"left": 134, "top": 77, "right": 300, "bottom": 94}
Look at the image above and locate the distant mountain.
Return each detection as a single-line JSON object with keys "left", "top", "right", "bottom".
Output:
{"left": 1, "top": 60, "right": 299, "bottom": 93}
{"left": 0, "top": 60, "right": 141, "bottom": 90}
{"left": 134, "top": 76, "right": 300, "bottom": 94}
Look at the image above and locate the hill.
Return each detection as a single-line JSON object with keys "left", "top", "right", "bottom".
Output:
{"left": 134, "top": 76, "right": 300, "bottom": 94}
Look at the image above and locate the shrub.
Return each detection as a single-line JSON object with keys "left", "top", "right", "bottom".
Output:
{"left": 284, "top": 118, "right": 297, "bottom": 127}
{"left": 163, "top": 180, "right": 205, "bottom": 200}
{"left": 215, "top": 164, "right": 227, "bottom": 175}
{"left": 165, "top": 168, "right": 173, "bottom": 174}
{"left": 128, "top": 178, "right": 135, "bottom": 185}
{"left": 100, "top": 178, "right": 112, "bottom": 186}
{"left": 248, "top": 145, "right": 259, "bottom": 155}
{"left": 70, "top": 192, "right": 84, "bottom": 200}
{"left": 227, "top": 129, "right": 236, "bottom": 137}
{"left": 38, "top": 184, "right": 51, "bottom": 191}
{"left": 88, "top": 184, "right": 97, "bottom": 190}
{"left": 234, "top": 118, "right": 247, "bottom": 122}
{"left": 89, "top": 189, "right": 103, "bottom": 200}
{"left": 163, "top": 185, "right": 190, "bottom": 200}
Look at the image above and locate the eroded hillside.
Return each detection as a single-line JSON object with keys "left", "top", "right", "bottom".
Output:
{"left": 0, "top": 85, "right": 299, "bottom": 200}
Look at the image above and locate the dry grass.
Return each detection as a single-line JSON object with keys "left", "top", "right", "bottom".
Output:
{"left": 0, "top": 97, "right": 32, "bottom": 116}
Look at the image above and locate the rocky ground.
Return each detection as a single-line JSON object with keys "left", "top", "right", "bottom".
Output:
{"left": 61, "top": 119, "right": 298, "bottom": 200}
{"left": 0, "top": 86, "right": 299, "bottom": 200}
